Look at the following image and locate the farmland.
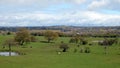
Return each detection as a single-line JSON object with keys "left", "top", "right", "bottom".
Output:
{"left": 0, "top": 35, "right": 120, "bottom": 68}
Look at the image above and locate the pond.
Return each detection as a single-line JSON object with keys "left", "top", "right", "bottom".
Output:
{"left": 0, "top": 52, "right": 19, "bottom": 56}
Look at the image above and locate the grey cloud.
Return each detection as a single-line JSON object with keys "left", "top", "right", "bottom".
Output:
{"left": 0, "top": 11, "right": 120, "bottom": 26}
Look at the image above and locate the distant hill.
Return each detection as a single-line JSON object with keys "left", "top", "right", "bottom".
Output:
{"left": 0, "top": 26, "right": 120, "bottom": 32}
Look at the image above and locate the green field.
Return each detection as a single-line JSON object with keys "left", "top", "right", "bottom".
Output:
{"left": 0, "top": 35, "right": 120, "bottom": 68}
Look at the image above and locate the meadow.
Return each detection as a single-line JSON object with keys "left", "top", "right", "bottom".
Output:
{"left": 0, "top": 35, "right": 120, "bottom": 68}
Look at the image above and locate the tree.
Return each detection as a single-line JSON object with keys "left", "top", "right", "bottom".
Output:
{"left": 15, "top": 28, "right": 31, "bottom": 45}
{"left": 59, "top": 41, "right": 69, "bottom": 52}
{"left": 3, "top": 38, "right": 17, "bottom": 56}
{"left": 44, "top": 30, "right": 58, "bottom": 43}
{"left": 3, "top": 38, "right": 16, "bottom": 49}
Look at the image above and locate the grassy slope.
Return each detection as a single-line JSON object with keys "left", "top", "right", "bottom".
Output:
{"left": 0, "top": 35, "right": 120, "bottom": 68}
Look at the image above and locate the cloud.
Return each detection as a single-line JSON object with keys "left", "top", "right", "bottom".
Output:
{"left": 0, "top": 11, "right": 120, "bottom": 26}
{"left": 88, "top": 0, "right": 107, "bottom": 10}
{"left": 1, "top": 0, "right": 120, "bottom": 11}
{"left": 82, "top": 11, "right": 120, "bottom": 26}
{"left": 0, "top": 0, "right": 86, "bottom": 6}
{"left": 0, "top": 0, "right": 120, "bottom": 26}
{"left": 88, "top": 0, "right": 120, "bottom": 11}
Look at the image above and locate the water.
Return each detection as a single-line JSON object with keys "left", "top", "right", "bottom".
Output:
{"left": 0, "top": 52, "right": 19, "bottom": 56}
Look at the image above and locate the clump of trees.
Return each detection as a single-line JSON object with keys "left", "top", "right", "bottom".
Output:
{"left": 69, "top": 34, "right": 88, "bottom": 45}
{"left": 44, "top": 30, "right": 59, "bottom": 43}
{"left": 69, "top": 37, "right": 79, "bottom": 43}
{"left": 59, "top": 41, "right": 69, "bottom": 52}
{"left": 98, "top": 38, "right": 118, "bottom": 46}
{"left": 14, "top": 28, "right": 36, "bottom": 45}
{"left": 69, "top": 34, "right": 80, "bottom": 43}
{"left": 31, "top": 32, "right": 44, "bottom": 36}
{"left": 92, "top": 33, "right": 119, "bottom": 38}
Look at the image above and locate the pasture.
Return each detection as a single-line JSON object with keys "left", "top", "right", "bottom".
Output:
{"left": 0, "top": 35, "right": 120, "bottom": 68}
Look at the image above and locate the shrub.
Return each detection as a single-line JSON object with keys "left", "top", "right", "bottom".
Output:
{"left": 59, "top": 42, "right": 69, "bottom": 52}
{"left": 84, "top": 47, "right": 90, "bottom": 53}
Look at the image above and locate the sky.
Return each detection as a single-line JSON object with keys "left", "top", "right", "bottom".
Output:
{"left": 0, "top": 0, "right": 120, "bottom": 26}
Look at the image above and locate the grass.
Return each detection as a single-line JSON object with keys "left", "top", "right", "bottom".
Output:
{"left": 0, "top": 35, "right": 120, "bottom": 68}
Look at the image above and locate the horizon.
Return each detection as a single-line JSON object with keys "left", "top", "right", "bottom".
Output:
{"left": 0, "top": 0, "right": 120, "bottom": 26}
{"left": 0, "top": 25, "right": 120, "bottom": 28}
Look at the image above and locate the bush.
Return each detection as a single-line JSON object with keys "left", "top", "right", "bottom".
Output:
{"left": 69, "top": 38, "right": 78, "bottom": 43}
{"left": 59, "top": 42, "right": 69, "bottom": 52}
{"left": 98, "top": 38, "right": 118, "bottom": 46}
{"left": 7, "top": 32, "right": 11, "bottom": 35}
{"left": 84, "top": 47, "right": 90, "bottom": 53}
{"left": 80, "top": 38, "right": 88, "bottom": 45}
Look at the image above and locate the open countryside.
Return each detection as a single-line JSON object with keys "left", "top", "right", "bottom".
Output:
{"left": 0, "top": 0, "right": 120, "bottom": 68}
{"left": 0, "top": 27, "right": 120, "bottom": 68}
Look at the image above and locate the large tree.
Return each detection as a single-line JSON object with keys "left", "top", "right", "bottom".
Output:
{"left": 44, "top": 30, "right": 59, "bottom": 43}
{"left": 15, "top": 28, "right": 31, "bottom": 45}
